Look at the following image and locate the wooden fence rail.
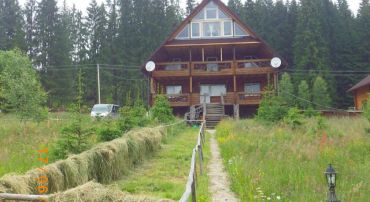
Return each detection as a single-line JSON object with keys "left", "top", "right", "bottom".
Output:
{"left": 179, "top": 121, "right": 206, "bottom": 202}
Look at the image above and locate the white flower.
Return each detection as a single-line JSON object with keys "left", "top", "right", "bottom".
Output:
{"left": 267, "top": 197, "right": 271, "bottom": 200}
{"left": 276, "top": 196, "right": 281, "bottom": 200}
{"left": 271, "top": 193, "right": 276, "bottom": 195}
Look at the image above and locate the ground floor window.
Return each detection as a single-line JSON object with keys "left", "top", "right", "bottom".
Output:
{"left": 244, "top": 83, "right": 261, "bottom": 94}
{"left": 166, "top": 85, "right": 182, "bottom": 94}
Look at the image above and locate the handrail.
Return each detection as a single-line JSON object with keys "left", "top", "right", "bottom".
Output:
{"left": 179, "top": 121, "right": 206, "bottom": 202}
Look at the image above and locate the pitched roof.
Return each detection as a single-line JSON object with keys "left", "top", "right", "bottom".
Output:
{"left": 348, "top": 75, "right": 370, "bottom": 92}
{"left": 142, "top": 0, "right": 285, "bottom": 72}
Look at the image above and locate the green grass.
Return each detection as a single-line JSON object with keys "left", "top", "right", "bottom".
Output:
{"left": 0, "top": 113, "right": 99, "bottom": 177}
{"left": 113, "top": 124, "right": 211, "bottom": 201}
{"left": 216, "top": 117, "right": 370, "bottom": 202}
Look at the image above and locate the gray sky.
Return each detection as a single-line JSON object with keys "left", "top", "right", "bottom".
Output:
{"left": 19, "top": 0, "right": 362, "bottom": 15}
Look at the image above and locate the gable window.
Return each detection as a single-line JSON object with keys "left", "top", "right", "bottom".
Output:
{"left": 191, "top": 22, "right": 200, "bottom": 38}
{"left": 176, "top": 24, "right": 189, "bottom": 39}
{"left": 206, "top": 8, "right": 217, "bottom": 19}
{"left": 175, "top": 1, "right": 250, "bottom": 39}
{"left": 166, "top": 85, "right": 182, "bottom": 95}
{"left": 204, "top": 22, "right": 221, "bottom": 37}
{"left": 235, "top": 23, "right": 248, "bottom": 36}
{"left": 223, "top": 21, "right": 232, "bottom": 36}
{"left": 244, "top": 83, "right": 261, "bottom": 94}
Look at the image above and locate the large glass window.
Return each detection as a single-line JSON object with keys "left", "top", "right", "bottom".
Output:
{"left": 176, "top": 24, "right": 189, "bottom": 39}
{"left": 194, "top": 10, "right": 204, "bottom": 20}
{"left": 203, "top": 22, "right": 221, "bottom": 37}
{"left": 166, "top": 85, "right": 182, "bottom": 94}
{"left": 191, "top": 22, "right": 200, "bottom": 38}
{"left": 223, "top": 21, "right": 232, "bottom": 36}
{"left": 235, "top": 23, "right": 248, "bottom": 36}
{"left": 206, "top": 8, "right": 217, "bottom": 19}
{"left": 174, "top": 2, "right": 251, "bottom": 39}
{"left": 244, "top": 83, "right": 261, "bottom": 94}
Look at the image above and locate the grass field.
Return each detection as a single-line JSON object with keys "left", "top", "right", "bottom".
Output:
{"left": 0, "top": 113, "right": 98, "bottom": 177}
{"left": 216, "top": 117, "right": 370, "bottom": 202}
{"left": 114, "top": 124, "right": 211, "bottom": 201}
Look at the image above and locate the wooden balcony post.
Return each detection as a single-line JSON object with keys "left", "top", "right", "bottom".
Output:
{"left": 202, "top": 48, "right": 205, "bottom": 62}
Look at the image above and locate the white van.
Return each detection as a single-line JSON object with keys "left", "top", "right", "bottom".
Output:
{"left": 90, "top": 104, "right": 120, "bottom": 118}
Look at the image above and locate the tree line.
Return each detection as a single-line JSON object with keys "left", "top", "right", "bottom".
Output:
{"left": 1, "top": 0, "right": 370, "bottom": 109}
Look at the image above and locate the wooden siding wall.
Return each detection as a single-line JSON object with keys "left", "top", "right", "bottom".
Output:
{"left": 355, "top": 86, "right": 370, "bottom": 110}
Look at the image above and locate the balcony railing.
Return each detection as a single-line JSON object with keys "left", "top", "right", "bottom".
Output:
{"left": 192, "top": 61, "right": 233, "bottom": 76}
{"left": 152, "top": 62, "right": 190, "bottom": 77}
{"left": 154, "top": 94, "right": 190, "bottom": 107}
{"left": 237, "top": 92, "right": 262, "bottom": 105}
{"left": 236, "top": 59, "right": 274, "bottom": 75}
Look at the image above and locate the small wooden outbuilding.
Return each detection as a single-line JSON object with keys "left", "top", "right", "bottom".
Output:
{"left": 348, "top": 75, "right": 370, "bottom": 110}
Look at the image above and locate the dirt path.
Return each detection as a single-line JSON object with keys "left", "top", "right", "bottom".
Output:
{"left": 207, "top": 130, "right": 239, "bottom": 202}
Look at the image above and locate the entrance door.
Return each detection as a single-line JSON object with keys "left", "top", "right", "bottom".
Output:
{"left": 200, "top": 84, "right": 226, "bottom": 103}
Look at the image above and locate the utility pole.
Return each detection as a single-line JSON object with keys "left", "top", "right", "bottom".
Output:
{"left": 97, "top": 64, "right": 101, "bottom": 104}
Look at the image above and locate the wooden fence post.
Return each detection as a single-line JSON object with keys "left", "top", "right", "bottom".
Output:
{"left": 198, "top": 145, "right": 203, "bottom": 175}
{"left": 192, "top": 159, "right": 197, "bottom": 202}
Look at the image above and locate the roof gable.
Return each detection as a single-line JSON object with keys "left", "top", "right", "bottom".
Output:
{"left": 348, "top": 75, "right": 370, "bottom": 92}
{"left": 169, "top": 0, "right": 256, "bottom": 41}
{"left": 174, "top": 1, "right": 250, "bottom": 40}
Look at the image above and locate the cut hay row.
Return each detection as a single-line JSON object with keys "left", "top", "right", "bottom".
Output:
{"left": 0, "top": 127, "right": 165, "bottom": 195}
{"left": 48, "top": 181, "right": 174, "bottom": 202}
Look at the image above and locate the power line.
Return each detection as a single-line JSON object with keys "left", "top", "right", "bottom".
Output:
{"left": 280, "top": 91, "right": 347, "bottom": 112}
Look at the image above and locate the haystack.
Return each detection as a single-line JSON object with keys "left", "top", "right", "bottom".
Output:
{"left": 48, "top": 181, "right": 174, "bottom": 202}
{"left": 0, "top": 127, "right": 165, "bottom": 195}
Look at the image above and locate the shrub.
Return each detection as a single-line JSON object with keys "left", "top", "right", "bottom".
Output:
{"left": 257, "top": 88, "right": 289, "bottom": 123}
{"left": 303, "top": 107, "right": 320, "bottom": 117}
{"left": 118, "top": 101, "right": 148, "bottom": 132}
{"left": 150, "top": 95, "right": 174, "bottom": 123}
{"left": 97, "top": 126, "right": 122, "bottom": 142}
{"left": 283, "top": 107, "right": 304, "bottom": 129}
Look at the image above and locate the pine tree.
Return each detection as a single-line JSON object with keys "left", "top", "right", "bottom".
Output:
{"left": 312, "top": 76, "right": 332, "bottom": 109}
{"left": 228, "top": 0, "right": 243, "bottom": 17}
{"left": 0, "top": 0, "right": 25, "bottom": 51}
{"left": 293, "top": 0, "right": 332, "bottom": 89}
{"left": 297, "top": 80, "right": 311, "bottom": 109}
{"left": 24, "top": 0, "right": 37, "bottom": 60}
{"left": 357, "top": 0, "right": 370, "bottom": 70}
{"left": 278, "top": 73, "right": 295, "bottom": 106}
{"left": 186, "top": 0, "right": 196, "bottom": 15}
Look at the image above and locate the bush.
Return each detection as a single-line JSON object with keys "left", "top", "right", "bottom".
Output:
{"left": 257, "top": 89, "right": 288, "bottom": 123}
{"left": 283, "top": 107, "right": 304, "bottom": 129}
{"left": 50, "top": 115, "right": 94, "bottom": 160}
{"left": 150, "top": 95, "right": 174, "bottom": 123}
{"left": 97, "top": 126, "right": 122, "bottom": 142}
{"left": 118, "top": 101, "right": 148, "bottom": 132}
{"left": 303, "top": 107, "right": 320, "bottom": 117}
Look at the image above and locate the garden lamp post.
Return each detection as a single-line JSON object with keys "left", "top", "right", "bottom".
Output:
{"left": 325, "top": 164, "right": 340, "bottom": 202}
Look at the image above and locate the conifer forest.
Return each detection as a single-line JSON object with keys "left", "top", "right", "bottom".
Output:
{"left": 1, "top": 0, "right": 370, "bottom": 109}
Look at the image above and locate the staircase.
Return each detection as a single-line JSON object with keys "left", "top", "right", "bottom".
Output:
{"left": 204, "top": 103, "right": 225, "bottom": 129}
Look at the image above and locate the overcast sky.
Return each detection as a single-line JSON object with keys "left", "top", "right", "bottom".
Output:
{"left": 19, "top": 0, "right": 362, "bottom": 15}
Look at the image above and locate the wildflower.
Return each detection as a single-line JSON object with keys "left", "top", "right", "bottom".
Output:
{"left": 271, "top": 193, "right": 276, "bottom": 195}
{"left": 276, "top": 196, "right": 281, "bottom": 200}
{"left": 267, "top": 197, "right": 271, "bottom": 200}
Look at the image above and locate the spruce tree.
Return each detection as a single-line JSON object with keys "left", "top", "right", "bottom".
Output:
{"left": 312, "top": 76, "right": 332, "bottom": 109}
{"left": 186, "top": 0, "right": 196, "bottom": 15}
{"left": 278, "top": 73, "right": 295, "bottom": 106}
{"left": 297, "top": 80, "right": 311, "bottom": 109}
{"left": 293, "top": 0, "right": 332, "bottom": 90}
{"left": 0, "top": 0, "right": 25, "bottom": 51}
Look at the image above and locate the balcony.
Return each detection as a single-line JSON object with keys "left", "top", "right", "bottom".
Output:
{"left": 236, "top": 59, "right": 274, "bottom": 75}
{"left": 154, "top": 94, "right": 190, "bottom": 107}
{"left": 152, "top": 62, "right": 190, "bottom": 77}
{"left": 237, "top": 92, "right": 262, "bottom": 105}
{"left": 192, "top": 61, "right": 233, "bottom": 76}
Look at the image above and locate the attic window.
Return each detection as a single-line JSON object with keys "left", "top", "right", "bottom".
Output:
{"left": 176, "top": 24, "right": 190, "bottom": 39}
{"left": 235, "top": 23, "right": 248, "bottom": 36}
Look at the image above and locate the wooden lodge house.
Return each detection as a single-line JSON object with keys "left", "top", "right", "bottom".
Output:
{"left": 348, "top": 75, "right": 370, "bottom": 110}
{"left": 143, "top": 0, "right": 283, "bottom": 119}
